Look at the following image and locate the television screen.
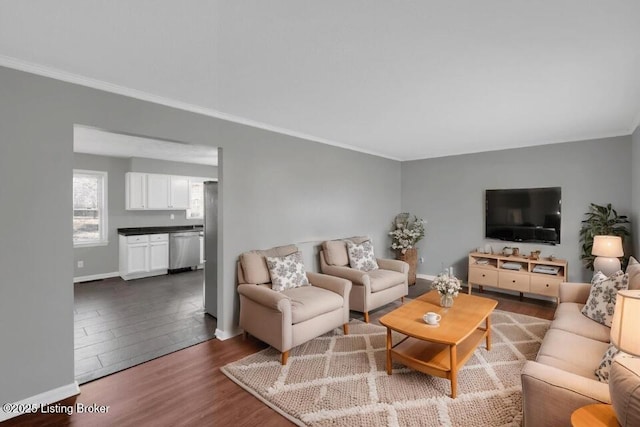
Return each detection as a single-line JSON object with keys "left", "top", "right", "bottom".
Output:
{"left": 485, "top": 187, "right": 561, "bottom": 245}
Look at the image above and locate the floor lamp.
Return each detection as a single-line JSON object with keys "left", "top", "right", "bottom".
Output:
{"left": 592, "top": 235, "right": 623, "bottom": 276}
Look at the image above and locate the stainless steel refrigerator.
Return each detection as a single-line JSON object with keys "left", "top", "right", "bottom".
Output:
{"left": 203, "top": 181, "right": 218, "bottom": 318}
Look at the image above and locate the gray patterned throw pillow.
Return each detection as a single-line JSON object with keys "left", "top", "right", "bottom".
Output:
{"left": 266, "top": 251, "right": 310, "bottom": 292}
{"left": 346, "top": 240, "right": 379, "bottom": 272}
{"left": 581, "top": 270, "right": 628, "bottom": 326}
{"left": 595, "top": 344, "right": 620, "bottom": 382}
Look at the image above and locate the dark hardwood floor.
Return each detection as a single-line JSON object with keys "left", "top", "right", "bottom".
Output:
{"left": 5, "top": 284, "right": 556, "bottom": 427}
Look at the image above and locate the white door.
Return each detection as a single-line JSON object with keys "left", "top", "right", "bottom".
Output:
{"left": 126, "top": 243, "right": 149, "bottom": 274}
{"left": 149, "top": 241, "right": 169, "bottom": 270}
{"left": 147, "top": 174, "right": 169, "bottom": 209}
{"left": 126, "top": 172, "right": 146, "bottom": 209}
{"left": 169, "top": 176, "right": 190, "bottom": 209}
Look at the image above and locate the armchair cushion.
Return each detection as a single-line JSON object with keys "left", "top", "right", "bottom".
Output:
{"left": 282, "top": 286, "right": 344, "bottom": 324}
{"left": 240, "top": 244, "right": 297, "bottom": 284}
{"left": 552, "top": 302, "right": 611, "bottom": 342}
{"left": 322, "top": 236, "right": 370, "bottom": 266}
{"left": 367, "top": 269, "right": 407, "bottom": 292}
{"left": 266, "top": 251, "right": 309, "bottom": 291}
{"left": 346, "top": 240, "right": 379, "bottom": 272}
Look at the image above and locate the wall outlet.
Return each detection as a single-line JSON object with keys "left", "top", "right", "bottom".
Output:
{"left": 77, "top": 260, "right": 84, "bottom": 268}
{"left": 419, "top": 257, "right": 424, "bottom": 264}
{"left": 170, "top": 214, "right": 175, "bottom": 220}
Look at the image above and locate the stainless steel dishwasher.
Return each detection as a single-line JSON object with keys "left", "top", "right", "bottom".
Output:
{"left": 169, "top": 231, "right": 201, "bottom": 270}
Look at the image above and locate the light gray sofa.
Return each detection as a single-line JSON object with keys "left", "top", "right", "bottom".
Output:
{"left": 237, "top": 244, "right": 351, "bottom": 365}
{"left": 319, "top": 237, "right": 408, "bottom": 323}
{"left": 522, "top": 273, "right": 640, "bottom": 426}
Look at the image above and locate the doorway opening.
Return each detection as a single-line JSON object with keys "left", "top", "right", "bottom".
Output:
{"left": 72, "top": 125, "right": 219, "bottom": 384}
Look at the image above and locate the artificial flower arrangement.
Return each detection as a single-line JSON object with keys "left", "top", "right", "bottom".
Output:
{"left": 389, "top": 213, "right": 426, "bottom": 254}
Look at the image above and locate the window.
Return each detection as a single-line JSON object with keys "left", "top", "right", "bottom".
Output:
{"left": 73, "top": 170, "right": 108, "bottom": 247}
{"left": 187, "top": 180, "right": 204, "bottom": 219}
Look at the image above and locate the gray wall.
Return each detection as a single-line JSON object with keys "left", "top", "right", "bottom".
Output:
{"left": 401, "top": 136, "right": 633, "bottom": 283}
{"left": 73, "top": 153, "right": 217, "bottom": 278}
{"left": 0, "top": 66, "right": 401, "bottom": 405}
{"left": 633, "top": 125, "right": 640, "bottom": 257}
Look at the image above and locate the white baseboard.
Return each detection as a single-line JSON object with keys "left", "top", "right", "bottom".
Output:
{"left": 416, "top": 273, "right": 436, "bottom": 281}
{"left": 0, "top": 381, "right": 80, "bottom": 422}
{"left": 215, "top": 328, "right": 243, "bottom": 341}
{"left": 73, "top": 271, "right": 119, "bottom": 283}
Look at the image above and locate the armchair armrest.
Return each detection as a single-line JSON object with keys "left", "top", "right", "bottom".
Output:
{"left": 307, "top": 272, "right": 351, "bottom": 298}
{"left": 237, "top": 284, "right": 291, "bottom": 311}
{"left": 560, "top": 282, "right": 592, "bottom": 304}
{"left": 377, "top": 258, "right": 409, "bottom": 274}
{"left": 320, "top": 264, "right": 369, "bottom": 287}
{"left": 521, "top": 361, "right": 610, "bottom": 427}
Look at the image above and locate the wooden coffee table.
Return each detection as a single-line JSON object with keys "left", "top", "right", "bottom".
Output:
{"left": 379, "top": 290, "right": 497, "bottom": 398}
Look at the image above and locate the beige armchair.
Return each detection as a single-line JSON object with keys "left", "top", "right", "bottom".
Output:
{"left": 237, "top": 244, "right": 351, "bottom": 365}
{"left": 320, "top": 237, "right": 408, "bottom": 323}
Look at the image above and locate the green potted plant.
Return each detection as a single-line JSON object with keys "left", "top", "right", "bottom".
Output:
{"left": 579, "top": 203, "right": 630, "bottom": 271}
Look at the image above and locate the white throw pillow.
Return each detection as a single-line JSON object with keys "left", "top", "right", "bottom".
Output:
{"left": 346, "top": 240, "right": 379, "bottom": 272}
{"left": 581, "top": 270, "right": 628, "bottom": 326}
{"left": 265, "top": 251, "right": 310, "bottom": 292}
{"left": 595, "top": 344, "right": 621, "bottom": 383}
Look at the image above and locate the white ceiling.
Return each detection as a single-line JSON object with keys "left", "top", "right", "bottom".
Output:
{"left": 2, "top": 1, "right": 640, "bottom": 160}
{"left": 74, "top": 126, "right": 218, "bottom": 166}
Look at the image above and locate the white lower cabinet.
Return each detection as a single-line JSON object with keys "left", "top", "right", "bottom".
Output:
{"left": 119, "top": 234, "right": 169, "bottom": 280}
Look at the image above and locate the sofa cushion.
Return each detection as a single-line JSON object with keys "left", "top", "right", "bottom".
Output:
{"left": 595, "top": 344, "right": 620, "bottom": 383}
{"left": 582, "top": 270, "right": 629, "bottom": 326}
{"left": 240, "top": 244, "right": 298, "bottom": 284}
{"left": 266, "top": 251, "right": 310, "bottom": 292}
{"left": 322, "top": 240, "right": 349, "bottom": 266}
{"left": 627, "top": 256, "right": 640, "bottom": 291}
{"left": 552, "top": 302, "right": 611, "bottom": 342}
{"left": 347, "top": 240, "right": 379, "bottom": 272}
{"left": 282, "top": 285, "right": 344, "bottom": 324}
{"left": 537, "top": 328, "right": 610, "bottom": 380}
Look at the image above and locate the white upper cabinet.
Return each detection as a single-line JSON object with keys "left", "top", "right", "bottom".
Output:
{"left": 169, "top": 176, "right": 190, "bottom": 209}
{"left": 146, "top": 174, "right": 170, "bottom": 209}
{"left": 126, "top": 172, "right": 212, "bottom": 211}
{"left": 125, "top": 172, "right": 147, "bottom": 210}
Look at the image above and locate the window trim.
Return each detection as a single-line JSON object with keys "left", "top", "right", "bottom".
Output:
{"left": 73, "top": 169, "right": 108, "bottom": 248}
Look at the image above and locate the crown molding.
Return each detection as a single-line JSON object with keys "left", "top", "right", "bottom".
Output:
{"left": 0, "top": 54, "right": 400, "bottom": 161}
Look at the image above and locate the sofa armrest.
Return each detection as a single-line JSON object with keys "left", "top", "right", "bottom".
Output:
{"left": 237, "top": 284, "right": 291, "bottom": 311}
{"left": 521, "top": 360, "right": 610, "bottom": 427}
{"left": 307, "top": 272, "right": 351, "bottom": 298}
{"left": 560, "top": 282, "right": 592, "bottom": 304}
{"left": 377, "top": 258, "right": 409, "bottom": 274}
{"left": 320, "top": 264, "right": 369, "bottom": 287}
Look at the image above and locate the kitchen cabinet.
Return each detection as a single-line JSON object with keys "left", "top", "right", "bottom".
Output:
{"left": 119, "top": 234, "right": 169, "bottom": 280}
{"left": 125, "top": 172, "right": 197, "bottom": 211}
{"left": 125, "top": 172, "right": 147, "bottom": 209}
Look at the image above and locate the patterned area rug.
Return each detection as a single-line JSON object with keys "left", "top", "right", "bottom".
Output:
{"left": 221, "top": 310, "right": 550, "bottom": 426}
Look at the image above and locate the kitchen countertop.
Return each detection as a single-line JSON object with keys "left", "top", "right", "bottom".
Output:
{"left": 117, "top": 225, "right": 203, "bottom": 236}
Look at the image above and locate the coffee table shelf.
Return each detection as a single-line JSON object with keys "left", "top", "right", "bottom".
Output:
{"left": 391, "top": 328, "right": 486, "bottom": 376}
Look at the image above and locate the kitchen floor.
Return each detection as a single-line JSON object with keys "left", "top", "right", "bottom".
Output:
{"left": 74, "top": 269, "right": 216, "bottom": 384}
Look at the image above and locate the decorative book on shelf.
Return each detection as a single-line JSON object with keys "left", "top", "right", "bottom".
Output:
{"left": 468, "top": 252, "right": 568, "bottom": 303}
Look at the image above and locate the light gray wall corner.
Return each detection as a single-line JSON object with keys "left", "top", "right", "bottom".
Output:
{"left": 401, "top": 136, "right": 633, "bottom": 283}
{"left": 0, "top": 65, "right": 401, "bottom": 405}
{"left": 632, "top": 125, "right": 640, "bottom": 258}
{"left": 73, "top": 153, "right": 214, "bottom": 278}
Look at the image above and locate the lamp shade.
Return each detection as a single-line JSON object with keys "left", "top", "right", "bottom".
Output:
{"left": 611, "top": 289, "right": 640, "bottom": 356}
{"left": 592, "top": 235, "right": 624, "bottom": 257}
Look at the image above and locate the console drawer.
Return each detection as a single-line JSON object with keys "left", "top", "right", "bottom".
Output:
{"left": 469, "top": 267, "right": 498, "bottom": 286}
{"left": 498, "top": 271, "right": 530, "bottom": 292}
{"left": 530, "top": 275, "right": 562, "bottom": 297}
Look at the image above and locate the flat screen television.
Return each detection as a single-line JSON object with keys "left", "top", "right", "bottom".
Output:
{"left": 485, "top": 187, "right": 561, "bottom": 245}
